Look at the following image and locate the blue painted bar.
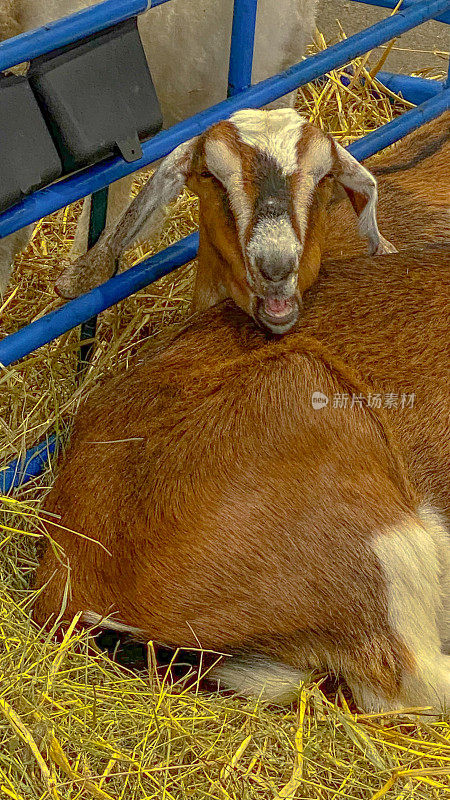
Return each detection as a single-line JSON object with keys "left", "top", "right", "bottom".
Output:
{"left": 0, "top": 0, "right": 148, "bottom": 72}
{"left": 0, "top": 233, "right": 199, "bottom": 368}
{"left": 1, "top": 0, "right": 449, "bottom": 241}
{"left": 375, "top": 72, "right": 444, "bottom": 104}
{"left": 340, "top": 70, "right": 444, "bottom": 105}
{"left": 228, "top": 0, "right": 259, "bottom": 96}
{"left": 1, "top": 85, "right": 449, "bottom": 370}
{"left": 347, "top": 87, "right": 450, "bottom": 160}
{"left": 349, "top": 0, "right": 450, "bottom": 25}
{"left": 0, "top": 434, "right": 57, "bottom": 493}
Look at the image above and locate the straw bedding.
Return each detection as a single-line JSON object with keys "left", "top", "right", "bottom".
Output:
{"left": 1, "top": 29, "right": 449, "bottom": 800}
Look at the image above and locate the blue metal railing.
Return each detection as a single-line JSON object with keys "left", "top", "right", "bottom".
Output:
{"left": 375, "top": 72, "right": 445, "bottom": 104}
{"left": 349, "top": 0, "right": 450, "bottom": 105}
{"left": 1, "top": 0, "right": 450, "bottom": 492}
{"left": 1, "top": 435, "right": 58, "bottom": 492}
{"left": 349, "top": 0, "right": 450, "bottom": 24}
{"left": 228, "top": 0, "right": 258, "bottom": 97}
{"left": 0, "top": 0, "right": 147, "bottom": 72}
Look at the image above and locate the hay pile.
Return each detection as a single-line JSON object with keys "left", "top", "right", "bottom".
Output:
{"left": 1, "top": 29, "right": 449, "bottom": 800}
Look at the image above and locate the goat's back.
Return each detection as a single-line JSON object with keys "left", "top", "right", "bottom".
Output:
{"left": 34, "top": 249, "right": 448, "bottom": 635}
{"left": 301, "top": 247, "right": 450, "bottom": 517}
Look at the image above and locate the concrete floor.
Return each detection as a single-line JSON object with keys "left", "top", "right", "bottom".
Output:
{"left": 316, "top": 1, "right": 449, "bottom": 75}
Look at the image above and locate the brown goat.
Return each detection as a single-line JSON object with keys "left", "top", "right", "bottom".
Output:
{"left": 55, "top": 108, "right": 397, "bottom": 332}
{"left": 55, "top": 109, "right": 449, "bottom": 335}
{"left": 34, "top": 247, "right": 450, "bottom": 714}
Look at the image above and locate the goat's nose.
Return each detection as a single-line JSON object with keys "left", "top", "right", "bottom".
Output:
{"left": 256, "top": 255, "right": 296, "bottom": 282}
{"left": 255, "top": 196, "right": 287, "bottom": 218}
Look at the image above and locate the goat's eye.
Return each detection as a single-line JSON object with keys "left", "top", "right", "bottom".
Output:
{"left": 200, "top": 169, "right": 212, "bottom": 179}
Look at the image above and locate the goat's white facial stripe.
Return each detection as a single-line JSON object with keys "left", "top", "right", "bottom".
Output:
{"left": 204, "top": 138, "right": 241, "bottom": 186}
{"left": 286, "top": 136, "right": 332, "bottom": 238}
{"left": 230, "top": 108, "right": 307, "bottom": 176}
{"left": 247, "top": 216, "right": 300, "bottom": 266}
{"left": 204, "top": 138, "right": 252, "bottom": 236}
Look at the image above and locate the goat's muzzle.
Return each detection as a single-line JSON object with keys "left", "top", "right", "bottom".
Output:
{"left": 256, "top": 290, "right": 301, "bottom": 334}
{"left": 246, "top": 235, "right": 301, "bottom": 332}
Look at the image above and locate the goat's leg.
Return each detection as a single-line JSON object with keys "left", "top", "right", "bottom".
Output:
{"left": 348, "top": 654, "right": 450, "bottom": 718}
{"left": 348, "top": 653, "right": 450, "bottom": 718}
{"left": 210, "top": 655, "right": 307, "bottom": 703}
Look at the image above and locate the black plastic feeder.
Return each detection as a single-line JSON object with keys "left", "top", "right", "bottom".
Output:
{"left": 28, "top": 17, "right": 163, "bottom": 172}
{"left": 0, "top": 73, "right": 62, "bottom": 213}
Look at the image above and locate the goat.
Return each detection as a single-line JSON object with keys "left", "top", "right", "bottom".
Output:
{"left": 33, "top": 247, "right": 450, "bottom": 714}
{"left": 0, "top": 0, "right": 318, "bottom": 292}
{"left": 54, "top": 107, "right": 398, "bottom": 332}
{"left": 54, "top": 108, "right": 449, "bottom": 333}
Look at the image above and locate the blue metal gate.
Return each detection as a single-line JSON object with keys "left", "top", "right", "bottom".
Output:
{"left": 1, "top": 0, "right": 449, "bottom": 490}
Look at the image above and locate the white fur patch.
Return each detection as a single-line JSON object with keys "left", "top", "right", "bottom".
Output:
{"left": 203, "top": 138, "right": 252, "bottom": 236}
{"left": 287, "top": 135, "right": 333, "bottom": 240}
{"left": 371, "top": 513, "right": 450, "bottom": 713}
{"left": 247, "top": 216, "right": 301, "bottom": 266}
{"left": 212, "top": 654, "right": 307, "bottom": 703}
{"left": 418, "top": 503, "right": 450, "bottom": 651}
{"left": 230, "top": 108, "right": 307, "bottom": 175}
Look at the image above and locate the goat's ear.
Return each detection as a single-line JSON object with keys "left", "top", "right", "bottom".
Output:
{"left": 331, "top": 141, "right": 397, "bottom": 255}
{"left": 107, "top": 136, "right": 199, "bottom": 256}
{"left": 55, "top": 138, "right": 198, "bottom": 298}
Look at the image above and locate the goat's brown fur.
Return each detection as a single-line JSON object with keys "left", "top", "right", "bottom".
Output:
{"left": 34, "top": 248, "right": 450, "bottom": 710}
{"left": 301, "top": 248, "right": 450, "bottom": 523}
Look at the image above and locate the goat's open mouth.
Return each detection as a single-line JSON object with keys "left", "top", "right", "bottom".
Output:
{"left": 256, "top": 295, "right": 300, "bottom": 333}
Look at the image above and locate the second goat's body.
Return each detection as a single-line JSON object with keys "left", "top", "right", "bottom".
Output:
{"left": 34, "top": 248, "right": 450, "bottom": 714}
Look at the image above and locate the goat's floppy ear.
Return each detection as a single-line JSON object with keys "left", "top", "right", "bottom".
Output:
{"left": 331, "top": 141, "right": 397, "bottom": 256}
{"left": 55, "top": 138, "right": 198, "bottom": 299}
